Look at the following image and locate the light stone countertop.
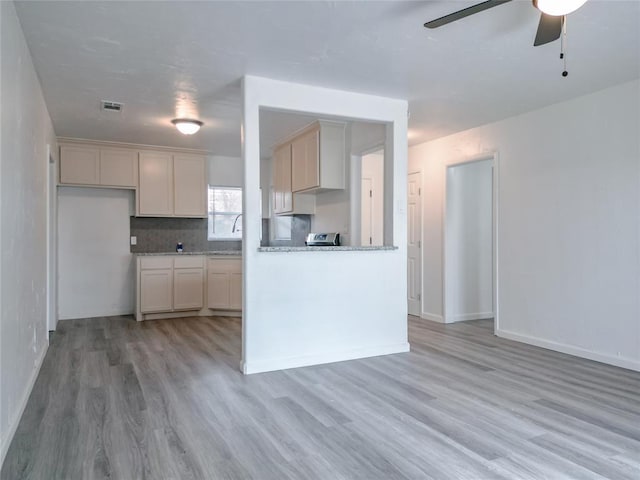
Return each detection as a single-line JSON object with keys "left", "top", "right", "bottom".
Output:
{"left": 134, "top": 251, "right": 242, "bottom": 256}
{"left": 257, "top": 246, "right": 398, "bottom": 252}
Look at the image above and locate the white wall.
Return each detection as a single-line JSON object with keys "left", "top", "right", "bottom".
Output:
{"left": 0, "top": 1, "right": 57, "bottom": 464}
{"left": 242, "top": 76, "right": 409, "bottom": 374}
{"left": 445, "top": 160, "right": 493, "bottom": 322}
{"left": 312, "top": 186, "right": 352, "bottom": 244}
{"left": 350, "top": 121, "right": 386, "bottom": 155}
{"left": 57, "top": 187, "right": 135, "bottom": 319}
{"left": 409, "top": 79, "right": 640, "bottom": 371}
{"left": 208, "top": 155, "right": 242, "bottom": 187}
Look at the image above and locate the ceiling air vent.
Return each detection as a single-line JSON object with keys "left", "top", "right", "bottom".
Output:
{"left": 101, "top": 100, "right": 124, "bottom": 113}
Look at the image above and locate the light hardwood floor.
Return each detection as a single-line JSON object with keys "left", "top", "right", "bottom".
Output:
{"left": 2, "top": 315, "right": 639, "bottom": 479}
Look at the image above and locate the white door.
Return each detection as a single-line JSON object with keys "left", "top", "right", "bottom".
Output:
{"left": 361, "top": 177, "right": 373, "bottom": 245}
{"left": 407, "top": 172, "right": 422, "bottom": 316}
{"left": 361, "top": 151, "right": 384, "bottom": 246}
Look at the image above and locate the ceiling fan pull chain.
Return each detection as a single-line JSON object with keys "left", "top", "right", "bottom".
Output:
{"left": 561, "top": 16, "right": 568, "bottom": 77}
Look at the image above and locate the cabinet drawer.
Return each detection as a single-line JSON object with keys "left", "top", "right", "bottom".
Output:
{"left": 140, "top": 256, "right": 173, "bottom": 270}
{"left": 174, "top": 256, "right": 204, "bottom": 269}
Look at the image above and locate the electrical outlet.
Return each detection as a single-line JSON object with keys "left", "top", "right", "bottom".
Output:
{"left": 130, "top": 236, "right": 137, "bottom": 246}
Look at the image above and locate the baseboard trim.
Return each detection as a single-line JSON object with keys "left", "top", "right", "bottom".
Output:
{"left": 496, "top": 328, "right": 640, "bottom": 372}
{"left": 59, "top": 308, "right": 134, "bottom": 320}
{"left": 421, "top": 312, "right": 444, "bottom": 323}
{"left": 1, "top": 343, "right": 49, "bottom": 467}
{"left": 242, "top": 342, "right": 411, "bottom": 375}
{"left": 138, "top": 309, "right": 242, "bottom": 322}
{"left": 446, "top": 312, "right": 494, "bottom": 323}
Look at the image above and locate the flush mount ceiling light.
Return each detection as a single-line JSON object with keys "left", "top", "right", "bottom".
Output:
{"left": 533, "top": 0, "right": 587, "bottom": 16}
{"left": 171, "top": 118, "right": 203, "bottom": 135}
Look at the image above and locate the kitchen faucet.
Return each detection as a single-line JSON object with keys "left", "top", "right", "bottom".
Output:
{"left": 232, "top": 213, "right": 242, "bottom": 233}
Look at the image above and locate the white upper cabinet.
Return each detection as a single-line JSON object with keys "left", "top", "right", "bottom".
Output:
{"left": 291, "top": 130, "right": 319, "bottom": 192}
{"left": 137, "top": 152, "right": 206, "bottom": 218}
{"left": 60, "top": 144, "right": 137, "bottom": 187}
{"left": 272, "top": 143, "right": 315, "bottom": 216}
{"left": 173, "top": 154, "right": 206, "bottom": 217}
{"left": 138, "top": 151, "right": 174, "bottom": 216}
{"left": 59, "top": 141, "right": 207, "bottom": 218}
{"left": 271, "top": 120, "right": 345, "bottom": 216}
{"left": 99, "top": 148, "right": 137, "bottom": 187}
{"left": 273, "top": 144, "right": 292, "bottom": 214}
{"left": 59, "top": 145, "right": 100, "bottom": 185}
{"left": 284, "top": 120, "right": 345, "bottom": 194}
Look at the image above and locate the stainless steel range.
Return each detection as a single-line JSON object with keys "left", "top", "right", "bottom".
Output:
{"left": 305, "top": 232, "right": 341, "bottom": 246}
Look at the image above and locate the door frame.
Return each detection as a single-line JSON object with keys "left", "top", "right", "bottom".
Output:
{"left": 442, "top": 152, "right": 499, "bottom": 331}
{"left": 407, "top": 170, "right": 423, "bottom": 316}
{"left": 46, "top": 144, "right": 58, "bottom": 333}
{"left": 351, "top": 144, "right": 385, "bottom": 246}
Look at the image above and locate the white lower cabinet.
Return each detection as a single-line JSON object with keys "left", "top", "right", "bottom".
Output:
{"left": 137, "top": 255, "right": 204, "bottom": 319}
{"left": 173, "top": 268, "right": 204, "bottom": 311}
{"left": 207, "top": 257, "right": 242, "bottom": 310}
{"left": 140, "top": 269, "right": 173, "bottom": 313}
{"left": 137, "top": 254, "right": 241, "bottom": 320}
{"left": 229, "top": 272, "right": 242, "bottom": 310}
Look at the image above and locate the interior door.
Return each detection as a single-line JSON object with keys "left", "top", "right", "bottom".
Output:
{"left": 407, "top": 172, "right": 422, "bottom": 316}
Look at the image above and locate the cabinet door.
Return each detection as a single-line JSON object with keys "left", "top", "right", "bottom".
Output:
{"left": 273, "top": 150, "right": 282, "bottom": 214}
{"left": 60, "top": 145, "right": 100, "bottom": 185}
{"left": 100, "top": 148, "right": 137, "bottom": 187}
{"left": 304, "top": 130, "right": 320, "bottom": 190}
{"left": 138, "top": 152, "right": 173, "bottom": 215}
{"left": 292, "top": 129, "right": 320, "bottom": 192}
{"left": 207, "top": 271, "right": 230, "bottom": 309}
{"left": 274, "top": 145, "right": 292, "bottom": 214}
{"left": 291, "top": 135, "right": 307, "bottom": 192}
{"left": 173, "top": 268, "right": 203, "bottom": 310}
{"left": 229, "top": 272, "right": 242, "bottom": 310}
{"left": 173, "top": 155, "right": 206, "bottom": 217}
{"left": 140, "top": 269, "right": 173, "bottom": 313}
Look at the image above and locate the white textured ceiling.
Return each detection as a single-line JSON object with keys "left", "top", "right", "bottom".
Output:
{"left": 14, "top": 0, "right": 640, "bottom": 156}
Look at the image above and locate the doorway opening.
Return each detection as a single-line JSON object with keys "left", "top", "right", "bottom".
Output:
{"left": 444, "top": 157, "right": 496, "bottom": 326}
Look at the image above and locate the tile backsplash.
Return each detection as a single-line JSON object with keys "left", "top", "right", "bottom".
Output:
{"left": 130, "top": 215, "right": 311, "bottom": 252}
{"left": 129, "top": 217, "right": 240, "bottom": 253}
{"left": 266, "top": 215, "right": 311, "bottom": 247}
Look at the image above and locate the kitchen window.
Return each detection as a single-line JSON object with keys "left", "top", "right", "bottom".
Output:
{"left": 208, "top": 186, "right": 242, "bottom": 240}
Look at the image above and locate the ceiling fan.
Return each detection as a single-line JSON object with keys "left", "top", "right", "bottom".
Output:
{"left": 424, "top": 0, "right": 588, "bottom": 47}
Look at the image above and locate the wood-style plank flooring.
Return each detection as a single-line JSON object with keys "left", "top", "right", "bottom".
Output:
{"left": 2, "top": 315, "right": 640, "bottom": 479}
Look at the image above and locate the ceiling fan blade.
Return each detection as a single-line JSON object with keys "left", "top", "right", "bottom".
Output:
{"left": 533, "top": 13, "right": 563, "bottom": 46}
{"left": 424, "top": 0, "right": 512, "bottom": 29}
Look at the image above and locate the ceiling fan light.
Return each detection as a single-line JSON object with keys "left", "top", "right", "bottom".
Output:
{"left": 534, "top": 0, "right": 588, "bottom": 16}
{"left": 171, "top": 118, "right": 203, "bottom": 135}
